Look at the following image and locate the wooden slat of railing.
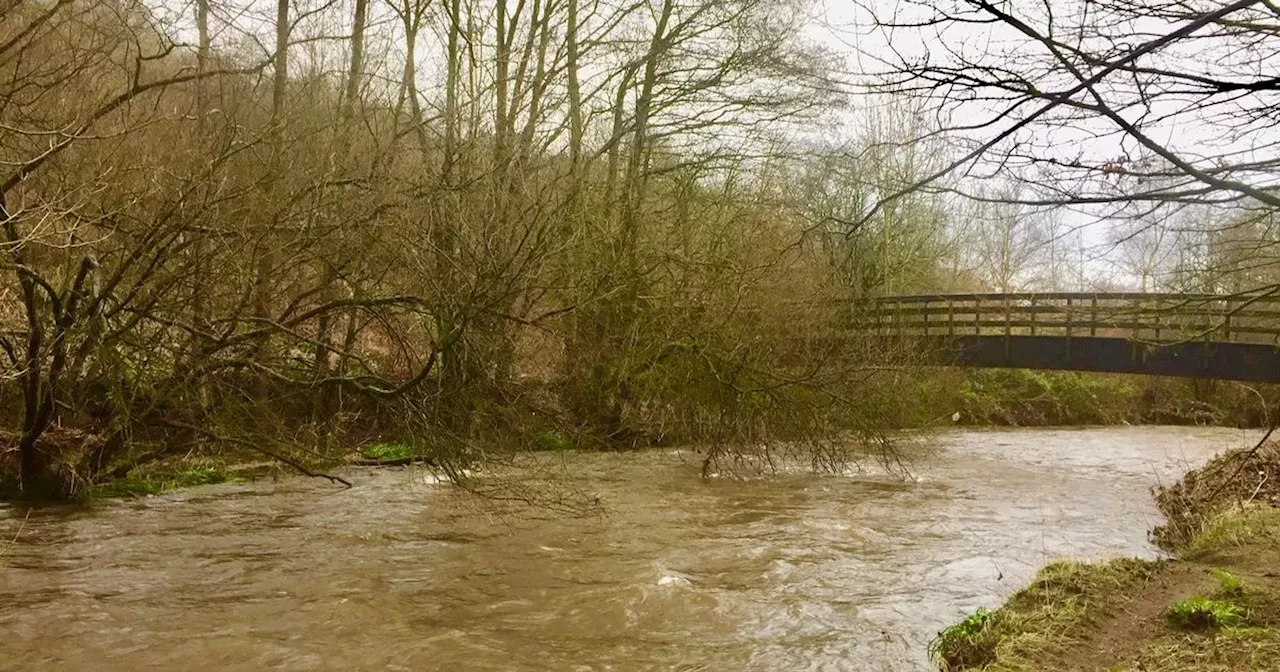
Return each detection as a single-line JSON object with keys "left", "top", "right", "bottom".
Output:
{"left": 862, "top": 291, "right": 1280, "bottom": 305}
{"left": 833, "top": 292, "right": 1280, "bottom": 345}
{"left": 863, "top": 300, "right": 1280, "bottom": 317}
{"left": 848, "top": 319, "right": 1280, "bottom": 339}
{"left": 862, "top": 304, "right": 1280, "bottom": 320}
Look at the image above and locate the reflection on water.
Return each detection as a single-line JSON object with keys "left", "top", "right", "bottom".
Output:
{"left": 0, "top": 426, "right": 1258, "bottom": 671}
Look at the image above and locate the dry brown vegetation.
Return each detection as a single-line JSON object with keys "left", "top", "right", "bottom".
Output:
{"left": 0, "top": 0, "right": 973, "bottom": 498}
{"left": 5, "top": 0, "right": 1280, "bottom": 500}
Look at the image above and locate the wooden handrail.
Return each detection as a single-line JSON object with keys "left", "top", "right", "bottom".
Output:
{"left": 843, "top": 291, "right": 1280, "bottom": 345}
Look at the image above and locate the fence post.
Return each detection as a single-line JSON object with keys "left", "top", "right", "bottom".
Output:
{"left": 1224, "top": 299, "right": 1233, "bottom": 342}
{"left": 1090, "top": 294, "right": 1098, "bottom": 337}
{"left": 1004, "top": 295, "right": 1011, "bottom": 338}
{"left": 948, "top": 297, "right": 954, "bottom": 337}
{"left": 1065, "top": 296, "right": 1073, "bottom": 360}
{"left": 1030, "top": 295, "right": 1038, "bottom": 336}
{"left": 1003, "top": 294, "right": 1012, "bottom": 360}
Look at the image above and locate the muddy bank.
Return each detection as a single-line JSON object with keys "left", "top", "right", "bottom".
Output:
{"left": 932, "top": 439, "right": 1280, "bottom": 671}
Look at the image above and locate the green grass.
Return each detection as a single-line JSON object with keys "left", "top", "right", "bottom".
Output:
{"left": 1168, "top": 596, "right": 1245, "bottom": 630}
{"left": 929, "top": 607, "right": 995, "bottom": 670}
{"left": 361, "top": 442, "right": 417, "bottom": 461}
{"left": 937, "top": 435, "right": 1280, "bottom": 672}
{"left": 1186, "top": 505, "right": 1280, "bottom": 556}
{"left": 1129, "top": 626, "right": 1280, "bottom": 670}
{"left": 1210, "top": 568, "right": 1245, "bottom": 596}
{"left": 930, "top": 508, "right": 1280, "bottom": 671}
{"left": 929, "top": 558, "right": 1161, "bottom": 671}
{"left": 95, "top": 465, "right": 235, "bottom": 497}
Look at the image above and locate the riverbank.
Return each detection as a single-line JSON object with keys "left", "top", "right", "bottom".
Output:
{"left": 944, "top": 368, "right": 1275, "bottom": 427}
{"left": 932, "top": 439, "right": 1280, "bottom": 671}
{"left": 6, "top": 367, "right": 1274, "bottom": 501}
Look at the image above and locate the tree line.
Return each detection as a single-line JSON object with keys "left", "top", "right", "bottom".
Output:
{"left": 3, "top": 0, "right": 1277, "bottom": 498}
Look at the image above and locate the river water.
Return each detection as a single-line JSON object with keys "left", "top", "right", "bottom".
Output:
{"left": 0, "top": 426, "right": 1260, "bottom": 671}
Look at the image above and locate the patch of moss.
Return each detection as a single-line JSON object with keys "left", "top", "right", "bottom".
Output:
{"left": 361, "top": 442, "right": 417, "bottom": 461}
{"left": 95, "top": 465, "right": 235, "bottom": 498}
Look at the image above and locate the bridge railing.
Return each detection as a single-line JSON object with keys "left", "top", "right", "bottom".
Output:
{"left": 852, "top": 292, "right": 1280, "bottom": 345}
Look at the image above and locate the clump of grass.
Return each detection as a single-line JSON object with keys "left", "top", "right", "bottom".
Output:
{"left": 930, "top": 607, "right": 997, "bottom": 671}
{"left": 1130, "top": 625, "right": 1280, "bottom": 670}
{"left": 1210, "top": 568, "right": 1245, "bottom": 596}
{"left": 362, "top": 442, "right": 417, "bottom": 461}
{"left": 1168, "top": 596, "right": 1244, "bottom": 630}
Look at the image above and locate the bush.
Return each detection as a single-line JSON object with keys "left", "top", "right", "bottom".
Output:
{"left": 1153, "top": 441, "right": 1280, "bottom": 550}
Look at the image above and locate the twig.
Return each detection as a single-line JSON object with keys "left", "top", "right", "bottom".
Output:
{"left": 1, "top": 508, "right": 32, "bottom": 557}
{"left": 1205, "top": 422, "right": 1276, "bottom": 502}
{"left": 1247, "top": 473, "right": 1268, "bottom": 503}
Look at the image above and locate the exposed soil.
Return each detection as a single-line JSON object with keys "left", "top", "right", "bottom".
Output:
{"left": 1056, "top": 561, "right": 1207, "bottom": 670}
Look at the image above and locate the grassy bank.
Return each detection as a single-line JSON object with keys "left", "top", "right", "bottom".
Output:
{"left": 931, "top": 440, "right": 1280, "bottom": 671}
{"left": 946, "top": 369, "right": 1275, "bottom": 427}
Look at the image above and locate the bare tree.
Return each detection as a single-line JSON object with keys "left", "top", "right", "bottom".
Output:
{"left": 850, "top": 0, "right": 1280, "bottom": 270}
{"left": 963, "top": 186, "right": 1054, "bottom": 293}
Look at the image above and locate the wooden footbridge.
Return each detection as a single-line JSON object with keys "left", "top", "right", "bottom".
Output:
{"left": 852, "top": 292, "right": 1280, "bottom": 383}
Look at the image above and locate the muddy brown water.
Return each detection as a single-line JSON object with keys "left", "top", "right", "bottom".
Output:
{"left": 0, "top": 426, "right": 1261, "bottom": 671}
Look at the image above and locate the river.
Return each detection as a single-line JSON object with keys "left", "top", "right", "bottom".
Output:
{"left": 0, "top": 426, "right": 1260, "bottom": 671}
